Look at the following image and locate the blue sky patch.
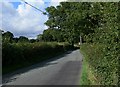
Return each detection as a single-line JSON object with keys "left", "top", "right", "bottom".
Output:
{"left": 10, "top": 2, "right": 21, "bottom": 9}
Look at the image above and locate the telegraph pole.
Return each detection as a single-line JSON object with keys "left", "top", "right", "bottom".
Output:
{"left": 80, "top": 35, "right": 82, "bottom": 45}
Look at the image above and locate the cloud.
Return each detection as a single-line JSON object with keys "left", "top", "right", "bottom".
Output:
{"left": 1, "top": 1, "right": 47, "bottom": 39}
{"left": 49, "top": 0, "right": 67, "bottom": 7}
{"left": 1, "top": 0, "right": 67, "bottom": 39}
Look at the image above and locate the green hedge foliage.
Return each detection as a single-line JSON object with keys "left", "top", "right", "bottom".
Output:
{"left": 81, "top": 43, "right": 119, "bottom": 85}
{"left": 80, "top": 3, "right": 119, "bottom": 85}
{"left": 2, "top": 42, "right": 73, "bottom": 73}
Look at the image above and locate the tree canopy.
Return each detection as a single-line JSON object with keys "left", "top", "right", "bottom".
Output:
{"left": 43, "top": 2, "right": 104, "bottom": 45}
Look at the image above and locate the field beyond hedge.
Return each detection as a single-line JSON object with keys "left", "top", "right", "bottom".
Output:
{"left": 2, "top": 42, "right": 74, "bottom": 74}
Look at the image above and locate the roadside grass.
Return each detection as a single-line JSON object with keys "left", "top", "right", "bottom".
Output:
{"left": 80, "top": 44, "right": 99, "bottom": 85}
{"left": 80, "top": 57, "right": 91, "bottom": 85}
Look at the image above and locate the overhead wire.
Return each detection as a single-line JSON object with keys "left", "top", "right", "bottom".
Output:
{"left": 21, "top": 0, "right": 47, "bottom": 15}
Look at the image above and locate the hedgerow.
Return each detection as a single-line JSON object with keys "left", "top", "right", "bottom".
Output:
{"left": 80, "top": 2, "right": 119, "bottom": 85}
{"left": 2, "top": 42, "right": 73, "bottom": 74}
{"left": 81, "top": 43, "right": 119, "bottom": 85}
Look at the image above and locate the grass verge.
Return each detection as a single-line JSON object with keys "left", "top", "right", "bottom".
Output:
{"left": 80, "top": 44, "right": 99, "bottom": 85}
{"left": 80, "top": 56, "right": 91, "bottom": 85}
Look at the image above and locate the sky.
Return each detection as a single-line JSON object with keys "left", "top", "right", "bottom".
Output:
{"left": 0, "top": 0, "right": 67, "bottom": 39}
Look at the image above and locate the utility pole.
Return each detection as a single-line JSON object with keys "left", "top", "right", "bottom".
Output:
{"left": 80, "top": 35, "right": 82, "bottom": 45}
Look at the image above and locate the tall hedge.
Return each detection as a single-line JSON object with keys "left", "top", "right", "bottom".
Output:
{"left": 2, "top": 42, "right": 73, "bottom": 74}
{"left": 80, "top": 2, "right": 119, "bottom": 85}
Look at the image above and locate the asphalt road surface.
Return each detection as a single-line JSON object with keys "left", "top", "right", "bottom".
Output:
{"left": 3, "top": 49, "right": 83, "bottom": 85}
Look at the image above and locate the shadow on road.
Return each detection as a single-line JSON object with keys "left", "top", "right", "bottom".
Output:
{"left": 2, "top": 50, "right": 75, "bottom": 84}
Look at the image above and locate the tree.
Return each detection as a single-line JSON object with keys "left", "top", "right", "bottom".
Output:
{"left": 40, "top": 29, "right": 64, "bottom": 42}
{"left": 37, "top": 34, "right": 43, "bottom": 42}
{"left": 29, "top": 39, "right": 36, "bottom": 43}
{"left": 2, "top": 31, "right": 14, "bottom": 43}
{"left": 45, "top": 2, "right": 100, "bottom": 45}
{"left": 13, "top": 37, "right": 19, "bottom": 43}
{"left": 42, "top": 29, "right": 53, "bottom": 41}
{"left": 18, "top": 36, "right": 29, "bottom": 43}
